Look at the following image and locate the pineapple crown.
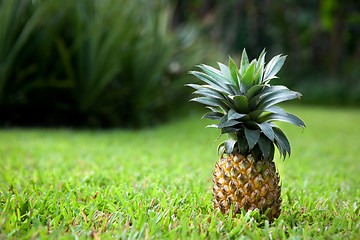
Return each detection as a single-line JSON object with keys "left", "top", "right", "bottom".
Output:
{"left": 187, "top": 49, "right": 305, "bottom": 161}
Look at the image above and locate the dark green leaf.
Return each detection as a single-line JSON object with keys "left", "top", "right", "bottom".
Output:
{"left": 248, "top": 110, "right": 263, "bottom": 120}
{"left": 253, "top": 85, "right": 290, "bottom": 104}
{"left": 197, "top": 64, "right": 232, "bottom": 84}
{"left": 258, "top": 112, "right": 305, "bottom": 128}
{"left": 200, "top": 84, "right": 230, "bottom": 96}
{"left": 246, "top": 85, "right": 264, "bottom": 100}
{"left": 240, "top": 49, "right": 249, "bottom": 77}
{"left": 274, "top": 140, "right": 286, "bottom": 159}
{"left": 257, "top": 90, "right": 301, "bottom": 109}
{"left": 244, "top": 121, "right": 258, "bottom": 129}
{"left": 273, "top": 127, "right": 291, "bottom": 157}
{"left": 225, "top": 83, "right": 241, "bottom": 95}
{"left": 247, "top": 84, "right": 288, "bottom": 110}
{"left": 251, "top": 145, "right": 262, "bottom": 160}
{"left": 222, "top": 127, "right": 240, "bottom": 134}
{"left": 263, "top": 55, "right": 286, "bottom": 82}
{"left": 269, "top": 125, "right": 284, "bottom": 159}
{"left": 256, "top": 122, "right": 274, "bottom": 141}
{"left": 240, "top": 61, "right": 256, "bottom": 93}
{"left": 218, "top": 63, "right": 232, "bottom": 82}
{"left": 218, "top": 115, "right": 240, "bottom": 128}
{"left": 254, "top": 49, "right": 266, "bottom": 84}
{"left": 258, "top": 134, "right": 274, "bottom": 160}
{"left": 225, "top": 140, "right": 237, "bottom": 155}
{"left": 217, "top": 142, "right": 225, "bottom": 155}
{"left": 248, "top": 92, "right": 263, "bottom": 110}
{"left": 197, "top": 65, "right": 238, "bottom": 95}
{"left": 206, "top": 106, "right": 222, "bottom": 113}
{"left": 263, "top": 106, "right": 286, "bottom": 115}
{"left": 185, "top": 83, "right": 201, "bottom": 90}
{"left": 202, "top": 112, "right": 224, "bottom": 120}
{"left": 256, "top": 49, "right": 266, "bottom": 71}
{"left": 190, "top": 71, "right": 232, "bottom": 95}
{"left": 229, "top": 57, "right": 240, "bottom": 87}
{"left": 190, "top": 97, "right": 228, "bottom": 109}
{"left": 194, "top": 88, "right": 225, "bottom": 100}
{"left": 238, "top": 136, "right": 248, "bottom": 154}
{"left": 262, "top": 85, "right": 289, "bottom": 94}
{"left": 254, "top": 64, "right": 264, "bottom": 85}
{"left": 228, "top": 109, "right": 246, "bottom": 121}
{"left": 244, "top": 127, "right": 260, "bottom": 150}
{"left": 190, "top": 79, "right": 231, "bottom": 95}
{"left": 218, "top": 115, "right": 227, "bottom": 126}
{"left": 230, "top": 95, "right": 249, "bottom": 113}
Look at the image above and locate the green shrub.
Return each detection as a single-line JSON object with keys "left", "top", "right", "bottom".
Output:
{"left": 0, "top": 0, "right": 48, "bottom": 103}
{"left": 0, "top": 0, "right": 212, "bottom": 127}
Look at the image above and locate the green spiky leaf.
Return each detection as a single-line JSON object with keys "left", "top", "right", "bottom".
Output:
{"left": 197, "top": 64, "right": 232, "bottom": 84}
{"left": 190, "top": 71, "right": 232, "bottom": 95}
{"left": 248, "top": 109, "right": 263, "bottom": 120}
{"left": 256, "top": 122, "right": 275, "bottom": 141}
{"left": 217, "top": 142, "right": 225, "bottom": 155}
{"left": 258, "top": 134, "right": 274, "bottom": 160}
{"left": 202, "top": 112, "right": 224, "bottom": 120}
{"left": 218, "top": 63, "right": 232, "bottom": 82}
{"left": 263, "top": 55, "right": 286, "bottom": 82}
{"left": 263, "top": 106, "right": 286, "bottom": 115}
{"left": 185, "top": 83, "right": 201, "bottom": 90}
{"left": 254, "top": 64, "right": 264, "bottom": 85}
{"left": 256, "top": 49, "right": 266, "bottom": 71}
{"left": 194, "top": 88, "right": 225, "bottom": 100}
{"left": 222, "top": 127, "right": 240, "bottom": 134}
{"left": 206, "top": 106, "right": 222, "bottom": 113}
{"left": 262, "top": 85, "right": 289, "bottom": 94}
{"left": 228, "top": 109, "right": 246, "bottom": 121}
{"left": 244, "top": 127, "right": 260, "bottom": 150}
{"left": 225, "top": 140, "right": 237, "bottom": 155}
{"left": 218, "top": 115, "right": 240, "bottom": 128}
{"left": 230, "top": 95, "right": 249, "bottom": 113}
{"left": 240, "top": 49, "right": 249, "bottom": 77}
{"left": 273, "top": 127, "right": 291, "bottom": 157}
{"left": 240, "top": 61, "right": 256, "bottom": 93}
{"left": 190, "top": 97, "right": 228, "bottom": 109}
{"left": 246, "top": 85, "right": 264, "bottom": 100}
{"left": 257, "top": 90, "right": 301, "bottom": 109}
{"left": 258, "top": 112, "right": 306, "bottom": 128}
{"left": 238, "top": 136, "right": 248, "bottom": 154}
{"left": 229, "top": 57, "right": 240, "bottom": 87}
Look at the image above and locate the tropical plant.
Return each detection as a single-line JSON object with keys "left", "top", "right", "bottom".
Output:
{"left": 188, "top": 49, "right": 305, "bottom": 220}
{"left": 0, "top": 0, "right": 211, "bottom": 127}
{"left": 0, "top": 0, "right": 47, "bottom": 103}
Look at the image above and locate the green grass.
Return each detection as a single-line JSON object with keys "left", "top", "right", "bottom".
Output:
{"left": 0, "top": 105, "right": 360, "bottom": 239}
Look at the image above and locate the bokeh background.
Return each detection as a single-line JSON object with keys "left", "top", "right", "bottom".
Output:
{"left": 0, "top": 0, "right": 359, "bottom": 128}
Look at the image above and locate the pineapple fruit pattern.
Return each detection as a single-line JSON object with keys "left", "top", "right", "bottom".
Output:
{"left": 188, "top": 49, "right": 305, "bottom": 221}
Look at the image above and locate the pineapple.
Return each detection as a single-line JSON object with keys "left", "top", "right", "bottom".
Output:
{"left": 188, "top": 49, "right": 305, "bottom": 221}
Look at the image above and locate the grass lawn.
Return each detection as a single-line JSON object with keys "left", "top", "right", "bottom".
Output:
{"left": 0, "top": 105, "right": 360, "bottom": 239}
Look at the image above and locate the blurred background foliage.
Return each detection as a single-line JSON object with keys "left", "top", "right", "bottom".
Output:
{"left": 172, "top": 0, "right": 360, "bottom": 105}
{"left": 0, "top": 0, "right": 359, "bottom": 127}
{"left": 0, "top": 0, "right": 213, "bottom": 127}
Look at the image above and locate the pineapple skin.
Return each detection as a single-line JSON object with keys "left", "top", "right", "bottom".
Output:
{"left": 213, "top": 152, "right": 281, "bottom": 220}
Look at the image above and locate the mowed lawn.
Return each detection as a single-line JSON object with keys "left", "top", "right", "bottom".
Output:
{"left": 0, "top": 105, "right": 360, "bottom": 239}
